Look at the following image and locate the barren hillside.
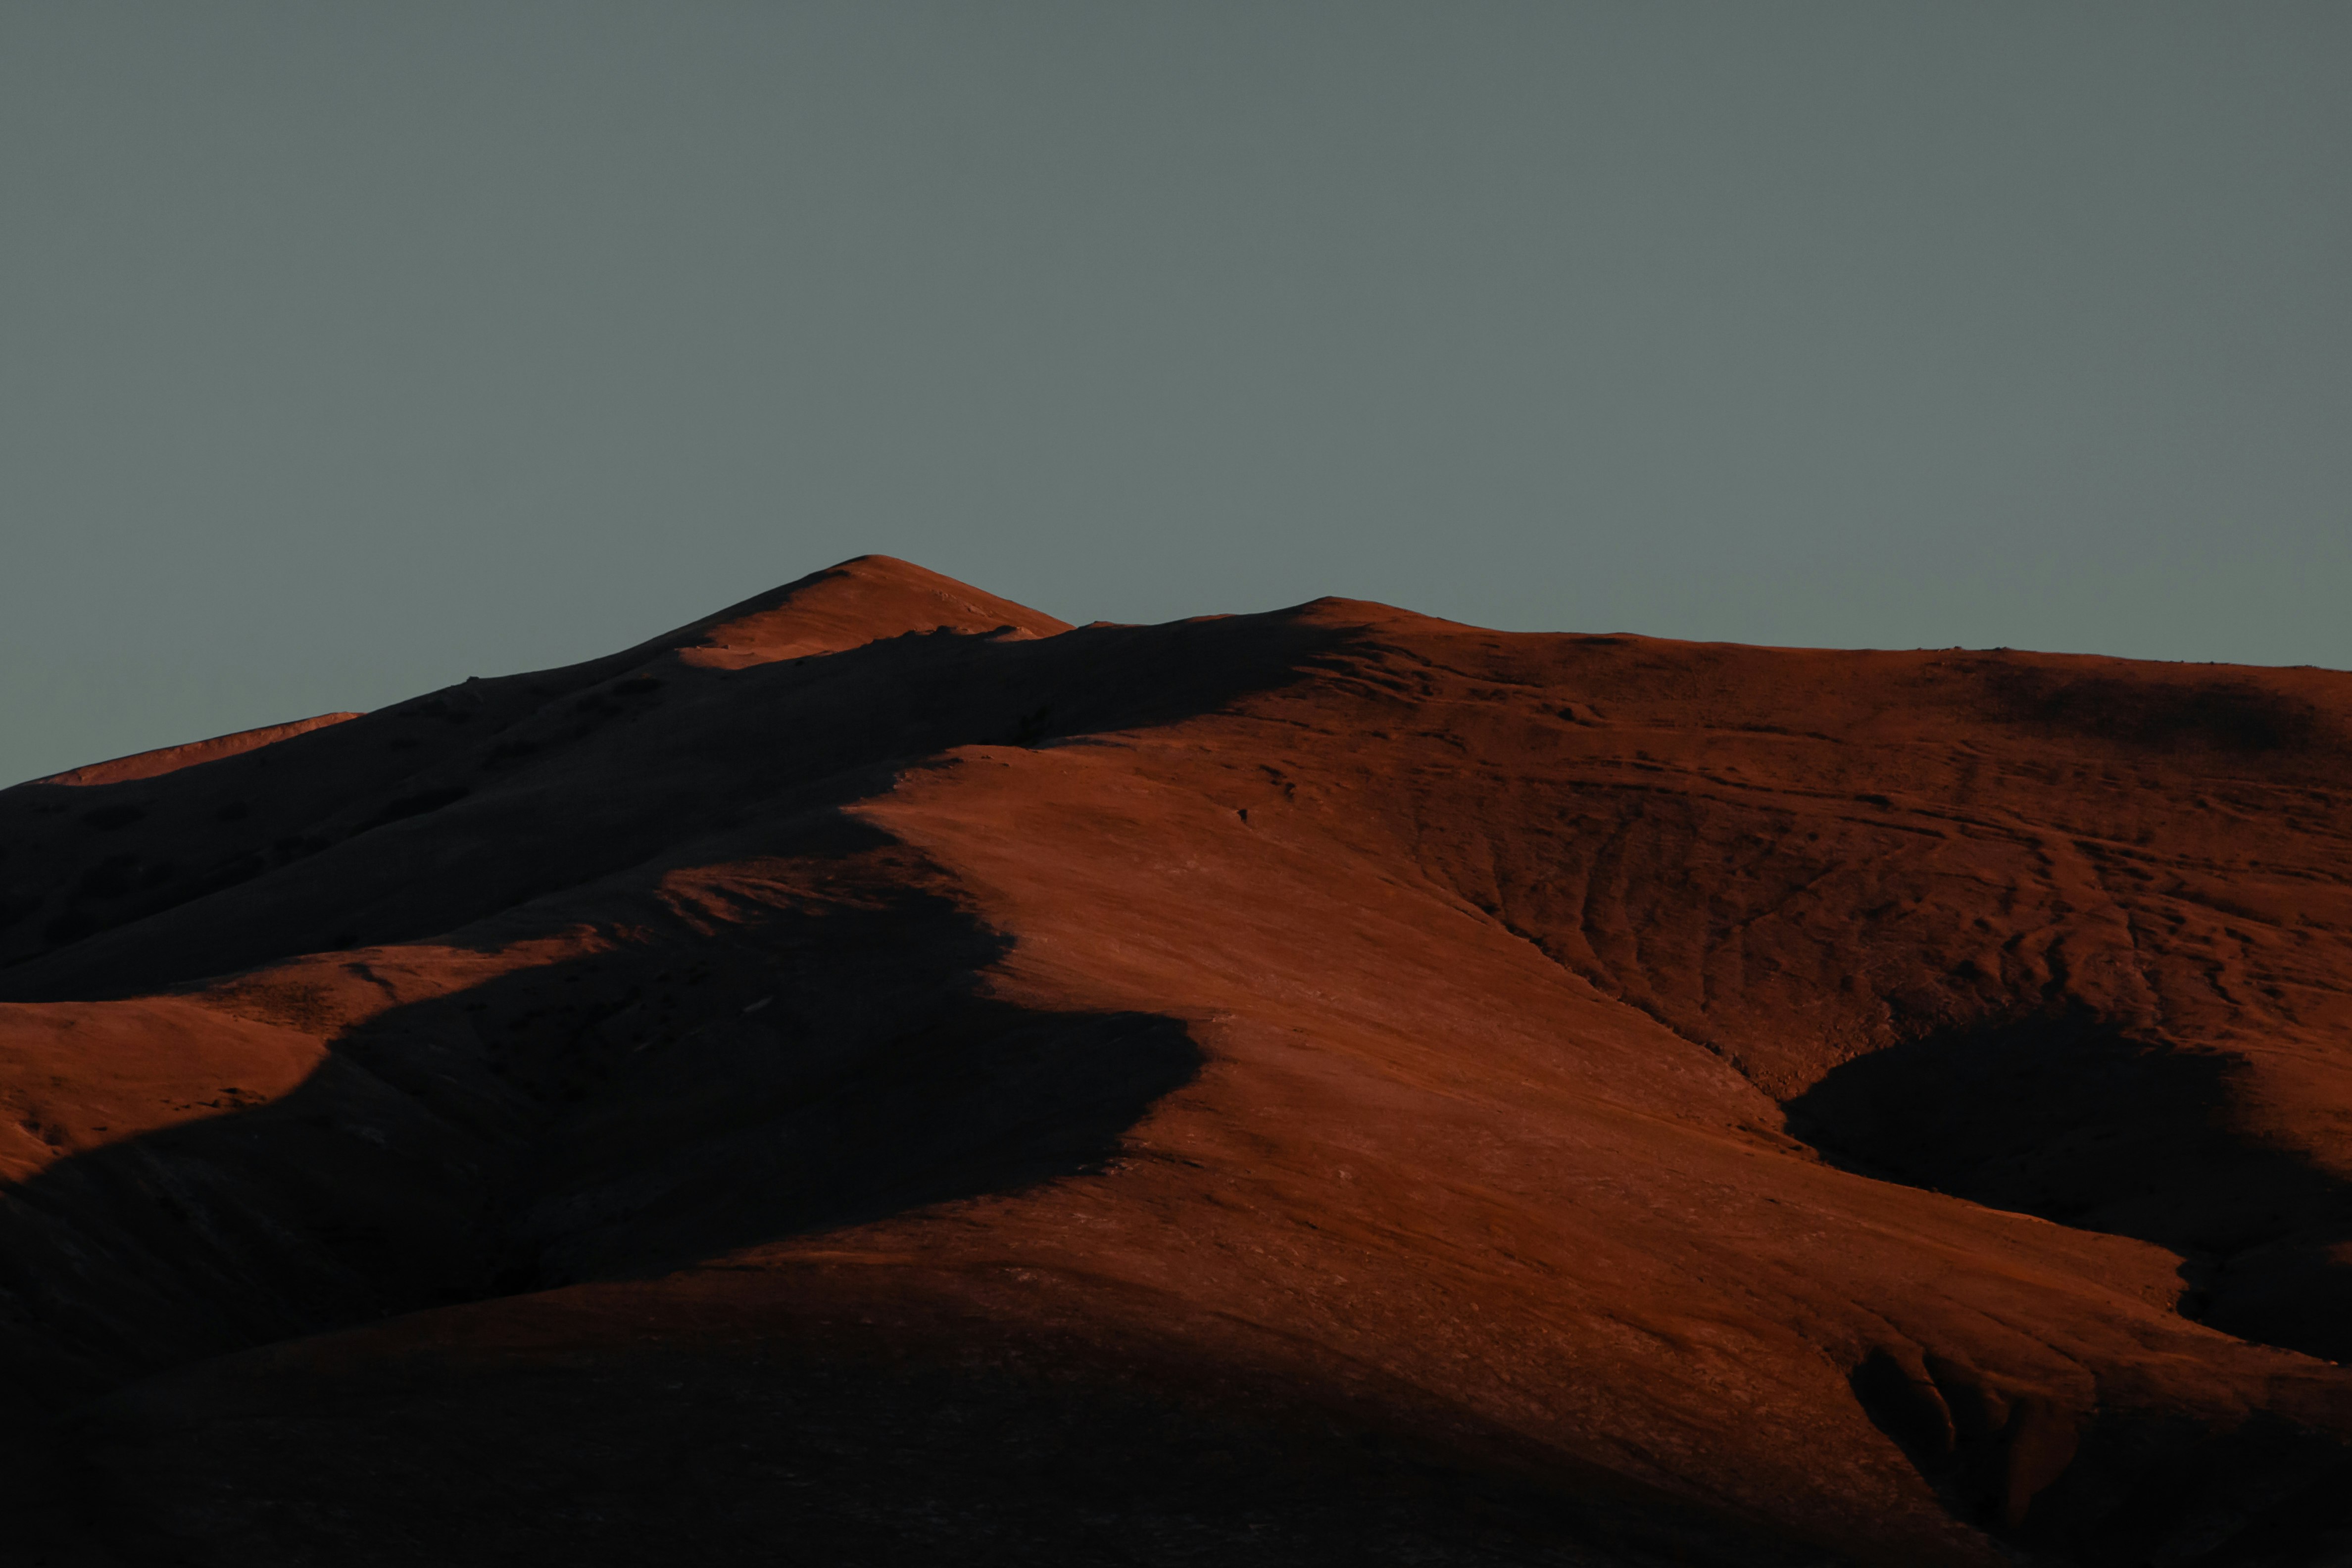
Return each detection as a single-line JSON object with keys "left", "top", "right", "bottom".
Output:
{"left": 3, "top": 556, "right": 2348, "bottom": 1565}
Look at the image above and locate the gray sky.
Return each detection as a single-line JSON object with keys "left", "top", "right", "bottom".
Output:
{"left": 5, "top": 2, "right": 2347, "bottom": 784}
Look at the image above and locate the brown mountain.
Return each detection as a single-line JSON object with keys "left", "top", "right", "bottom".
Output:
{"left": 3, "top": 556, "right": 2349, "bottom": 1566}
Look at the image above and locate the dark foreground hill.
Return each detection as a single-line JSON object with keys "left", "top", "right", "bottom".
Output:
{"left": 3, "top": 556, "right": 2350, "bottom": 1566}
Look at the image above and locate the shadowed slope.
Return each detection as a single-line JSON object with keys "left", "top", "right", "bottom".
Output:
{"left": 5, "top": 564, "right": 2352, "bottom": 1567}
{"left": 0, "top": 822, "right": 1200, "bottom": 1414}
{"left": 0, "top": 554, "right": 1063, "bottom": 978}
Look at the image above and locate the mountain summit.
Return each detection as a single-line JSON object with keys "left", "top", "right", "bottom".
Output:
{"left": 632, "top": 552, "right": 1074, "bottom": 670}
{"left": 4, "top": 561, "right": 2350, "bottom": 1565}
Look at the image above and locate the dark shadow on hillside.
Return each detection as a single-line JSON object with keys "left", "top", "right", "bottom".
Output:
{"left": 1785, "top": 1009, "right": 2352, "bottom": 1364}
{"left": 1976, "top": 666, "right": 2335, "bottom": 756}
{"left": 1802, "top": 1014, "right": 2352, "bottom": 1559}
{"left": 0, "top": 815, "right": 1199, "bottom": 1419}
{"left": 0, "top": 608, "right": 1356, "bottom": 1004}
{"left": 0, "top": 599, "right": 1367, "bottom": 1412}
{"left": 0, "top": 806, "right": 1842, "bottom": 1568}
{"left": 1845, "top": 1338, "right": 2352, "bottom": 1566}
{"left": 57, "top": 1312, "right": 1840, "bottom": 1568}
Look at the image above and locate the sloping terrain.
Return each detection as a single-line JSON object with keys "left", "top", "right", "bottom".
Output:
{"left": 2, "top": 556, "right": 2350, "bottom": 1566}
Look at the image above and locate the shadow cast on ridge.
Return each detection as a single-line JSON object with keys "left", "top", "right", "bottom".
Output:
{"left": 0, "top": 607, "right": 1357, "bottom": 1005}
{"left": 1786, "top": 1009, "right": 2352, "bottom": 1363}
{"left": 0, "top": 814, "right": 1200, "bottom": 1419}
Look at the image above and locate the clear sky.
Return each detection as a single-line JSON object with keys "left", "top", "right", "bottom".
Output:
{"left": 5, "top": 2, "right": 2347, "bottom": 784}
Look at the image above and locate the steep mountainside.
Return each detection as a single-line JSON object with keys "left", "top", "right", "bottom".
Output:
{"left": 3, "top": 556, "right": 2349, "bottom": 1566}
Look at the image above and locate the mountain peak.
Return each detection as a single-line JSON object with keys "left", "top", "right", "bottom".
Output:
{"left": 645, "top": 555, "right": 1071, "bottom": 671}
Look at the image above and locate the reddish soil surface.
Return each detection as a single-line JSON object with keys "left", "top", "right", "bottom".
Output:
{"left": 3, "top": 556, "right": 2349, "bottom": 1566}
{"left": 33, "top": 713, "right": 364, "bottom": 788}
